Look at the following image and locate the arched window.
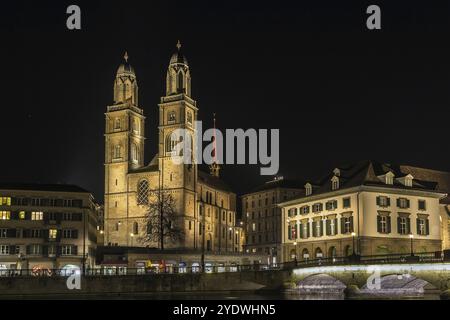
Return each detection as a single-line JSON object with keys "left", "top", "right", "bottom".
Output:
{"left": 114, "top": 145, "right": 121, "bottom": 159}
{"left": 137, "top": 180, "right": 149, "bottom": 205}
{"left": 131, "top": 143, "right": 138, "bottom": 163}
{"left": 177, "top": 71, "right": 184, "bottom": 93}
{"left": 302, "top": 248, "right": 310, "bottom": 260}
{"left": 165, "top": 133, "right": 182, "bottom": 154}
{"left": 315, "top": 247, "right": 323, "bottom": 258}
{"left": 114, "top": 118, "right": 121, "bottom": 130}
{"left": 133, "top": 222, "right": 139, "bottom": 235}
{"left": 133, "top": 119, "right": 139, "bottom": 134}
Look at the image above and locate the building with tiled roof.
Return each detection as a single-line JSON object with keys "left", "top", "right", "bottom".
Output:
{"left": 278, "top": 161, "right": 449, "bottom": 262}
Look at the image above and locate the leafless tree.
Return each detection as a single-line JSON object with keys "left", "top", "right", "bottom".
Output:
{"left": 140, "top": 190, "right": 184, "bottom": 250}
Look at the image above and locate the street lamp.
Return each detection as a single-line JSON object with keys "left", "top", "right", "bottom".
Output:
{"left": 130, "top": 233, "right": 134, "bottom": 247}
{"left": 409, "top": 234, "right": 414, "bottom": 256}
{"left": 351, "top": 232, "right": 356, "bottom": 255}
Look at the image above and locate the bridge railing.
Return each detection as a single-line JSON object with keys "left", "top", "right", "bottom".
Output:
{"left": 288, "top": 251, "right": 444, "bottom": 269}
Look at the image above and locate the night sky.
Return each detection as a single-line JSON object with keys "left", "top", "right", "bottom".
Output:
{"left": 2, "top": 0, "right": 450, "bottom": 202}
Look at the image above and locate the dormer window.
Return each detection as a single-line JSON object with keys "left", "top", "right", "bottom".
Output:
{"left": 385, "top": 172, "right": 394, "bottom": 185}
{"left": 404, "top": 175, "right": 413, "bottom": 187}
{"left": 305, "top": 183, "right": 312, "bottom": 196}
{"left": 331, "top": 176, "right": 339, "bottom": 190}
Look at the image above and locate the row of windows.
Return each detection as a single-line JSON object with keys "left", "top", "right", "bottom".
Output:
{"left": 0, "top": 211, "right": 82, "bottom": 221}
{"left": 249, "top": 220, "right": 277, "bottom": 233}
{"left": 0, "top": 228, "right": 79, "bottom": 239}
{"left": 247, "top": 232, "right": 278, "bottom": 245}
{"left": 287, "top": 198, "right": 351, "bottom": 217}
{"left": 0, "top": 197, "right": 83, "bottom": 208}
{"left": 377, "top": 196, "right": 426, "bottom": 210}
{"left": 246, "top": 208, "right": 278, "bottom": 220}
{"left": 376, "top": 215, "right": 430, "bottom": 236}
{"left": 287, "top": 215, "right": 430, "bottom": 240}
{"left": 0, "top": 244, "right": 78, "bottom": 256}
{"left": 288, "top": 216, "right": 353, "bottom": 240}
{"left": 199, "top": 206, "right": 234, "bottom": 223}
{"left": 113, "top": 117, "right": 140, "bottom": 134}
{"left": 287, "top": 197, "right": 427, "bottom": 217}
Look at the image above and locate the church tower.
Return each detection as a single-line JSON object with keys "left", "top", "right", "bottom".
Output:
{"left": 104, "top": 52, "right": 146, "bottom": 245}
{"left": 158, "top": 41, "right": 198, "bottom": 248}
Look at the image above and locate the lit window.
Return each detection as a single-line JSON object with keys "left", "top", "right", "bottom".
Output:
{"left": 417, "top": 217, "right": 429, "bottom": 236}
{"left": 252, "top": 223, "right": 256, "bottom": 232}
{"left": 19, "top": 211, "right": 25, "bottom": 219}
{"left": 398, "top": 216, "right": 410, "bottom": 235}
{"left": 0, "top": 197, "right": 11, "bottom": 206}
{"left": 49, "top": 229, "right": 57, "bottom": 239}
{"left": 31, "top": 211, "right": 43, "bottom": 221}
{"left": 305, "top": 183, "right": 312, "bottom": 196}
{"left": 331, "top": 176, "right": 339, "bottom": 190}
{"left": 0, "top": 211, "right": 10, "bottom": 220}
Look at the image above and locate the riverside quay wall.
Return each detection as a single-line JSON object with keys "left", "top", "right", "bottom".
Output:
{"left": 0, "top": 270, "right": 292, "bottom": 297}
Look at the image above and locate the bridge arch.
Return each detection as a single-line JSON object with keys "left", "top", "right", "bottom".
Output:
{"left": 296, "top": 273, "right": 346, "bottom": 293}
{"left": 361, "top": 274, "right": 436, "bottom": 295}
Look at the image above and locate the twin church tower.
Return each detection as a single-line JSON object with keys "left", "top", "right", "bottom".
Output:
{"left": 104, "top": 43, "right": 240, "bottom": 252}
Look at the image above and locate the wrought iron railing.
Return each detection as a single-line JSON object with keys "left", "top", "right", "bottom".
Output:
{"left": 0, "top": 252, "right": 446, "bottom": 278}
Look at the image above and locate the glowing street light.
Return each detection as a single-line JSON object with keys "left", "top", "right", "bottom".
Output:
{"left": 409, "top": 234, "right": 414, "bottom": 256}
{"left": 351, "top": 232, "right": 356, "bottom": 255}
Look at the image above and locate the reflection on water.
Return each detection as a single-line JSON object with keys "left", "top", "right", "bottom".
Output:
{"left": 115, "top": 291, "right": 440, "bottom": 300}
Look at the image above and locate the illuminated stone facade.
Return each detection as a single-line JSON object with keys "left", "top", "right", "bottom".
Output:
{"left": 280, "top": 161, "right": 450, "bottom": 262}
{"left": 0, "top": 184, "right": 98, "bottom": 271}
{"left": 104, "top": 46, "right": 242, "bottom": 252}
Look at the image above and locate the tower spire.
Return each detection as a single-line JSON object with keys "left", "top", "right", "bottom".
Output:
{"left": 210, "top": 113, "right": 220, "bottom": 178}
{"left": 124, "top": 51, "right": 129, "bottom": 63}
{"left": 176, "top": 40, "right": 181, "bottom": 51}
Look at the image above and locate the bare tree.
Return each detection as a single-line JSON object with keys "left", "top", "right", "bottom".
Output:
{"left": 140, "top": 190, "right": 184, "bottom": 250}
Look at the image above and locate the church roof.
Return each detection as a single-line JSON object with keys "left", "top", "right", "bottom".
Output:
{"left": 116, "top": 52, "right": 135, "bottom": 75}
{"left": 198, "top": 170, "right": 233, "bottom": 193}
{"left": 169, "top": 40, "right": 188, "bottom": 65}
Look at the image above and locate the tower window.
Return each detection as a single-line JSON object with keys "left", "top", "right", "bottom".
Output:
{"left": 177, "top": 71, "right": 184, "bottom": 93}
{"left": 131, "top": 143, "right": 138, "bottom": 163}
{"left": 114, "top": 118, "right": 121, "bottom": 130}
{"left": 137, "top": 180, "right": 149, "bottom": 205}
{"left": 114, "top": 145, "right": 122, "bottom": 159}
{"left": 168, "top": 111, "right": 176, "bottom": 124}
{"left": 133, "top": 119, "right": 139, "bottom": 134}
{"left": 133, "top": 222, "right": 139, "bottom": 235}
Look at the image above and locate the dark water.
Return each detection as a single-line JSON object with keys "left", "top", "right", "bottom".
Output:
{"left": 67, "top": 291, "right": 441, "bottom": 300}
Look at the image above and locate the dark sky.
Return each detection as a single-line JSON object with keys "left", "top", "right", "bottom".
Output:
{"left": 2, "top": 0, "right": 450, "bottom": 202}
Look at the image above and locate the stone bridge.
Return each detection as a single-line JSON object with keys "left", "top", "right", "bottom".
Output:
{"left": 289, "top": 263, "right": 450, "bottom": 296}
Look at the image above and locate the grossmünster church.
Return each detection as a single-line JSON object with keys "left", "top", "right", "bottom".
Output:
{"left": 104, "top": 42, "right": 241, "bottom": 252}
